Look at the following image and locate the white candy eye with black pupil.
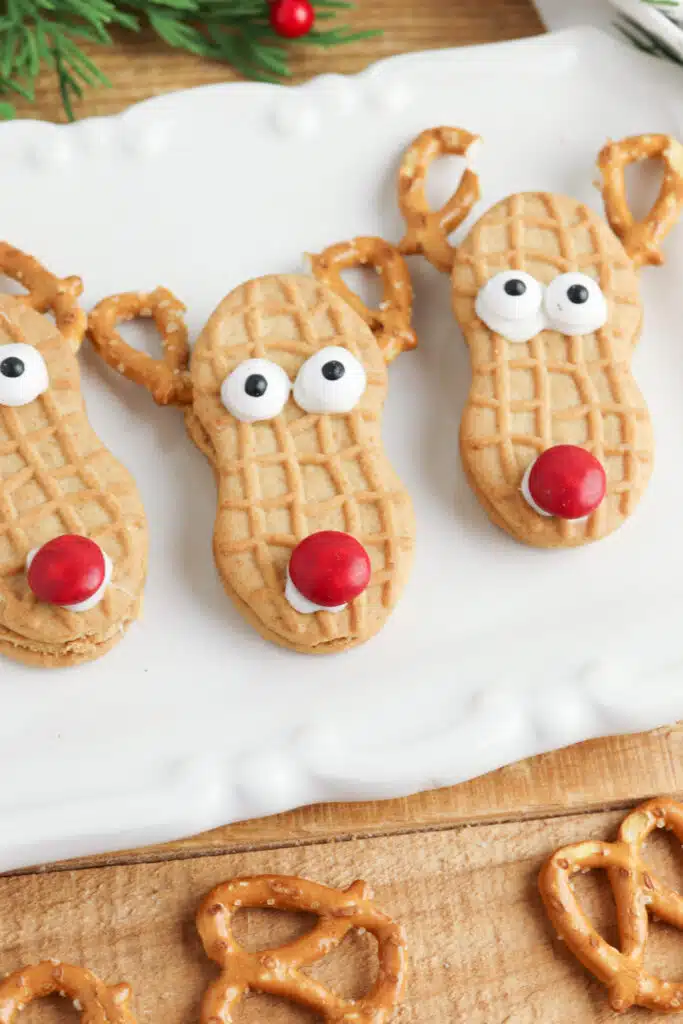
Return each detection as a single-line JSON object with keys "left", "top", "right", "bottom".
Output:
{"left": 0, "top": 343, "right": 49, "bottom": 408}
{"left": 544, "top": 272, "right": 607, "bottom": 336}
{"left": 475, "top": 270, "right": 545, "bottom": 343}
{"left": 293, "top": 345, "right": 367, "bottom": 415}
{"left": 220, "top": 357, "right": 291, "bottom": 423}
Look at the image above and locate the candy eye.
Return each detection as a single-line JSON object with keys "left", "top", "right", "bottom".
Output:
{"left": 474, "top": 271, "right": 545, "bottom": 343}
{"left": 0, "top": 344, "right": 49, "bottom": 408}
{"left": 293, "top": 346, "right": 367, "bottom": 415}
{"left": 220, "top": 358, "right": 291, "bottom": 423}
{"left": 544, "top": 273, "right": 607, "bottom": 336}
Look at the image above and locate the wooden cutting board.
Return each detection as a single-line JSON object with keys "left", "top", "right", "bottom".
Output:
{"left": 6, "top": 1, "right": 683, "bottom": 1020}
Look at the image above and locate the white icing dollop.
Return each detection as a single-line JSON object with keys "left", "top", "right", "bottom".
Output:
{"left": 474, "top": 270, "right": 545, "bottom": 343}
{"left": 284, "top": 569, "right": 347, "bottom": 614}
{"left": 293, "top": 345, "right": 366, "bottom": 415}
{"left": 0, "top": 343, "right": 49, "bottom": 407}
{"left": 543, "top": 272, "right": 608, "bottom": 336}
{"left": 220, "top": 358, "right": 291, "bottom": 424}
{"left": 475, "top": 270, "right": 608, "bottom": 343}
{"left": 520, "top": 461, "right": 552, "bottom": 517}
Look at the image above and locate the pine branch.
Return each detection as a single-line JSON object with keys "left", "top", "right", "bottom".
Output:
{"left": 0, "top": 0, "right": 378, "bottom": 120}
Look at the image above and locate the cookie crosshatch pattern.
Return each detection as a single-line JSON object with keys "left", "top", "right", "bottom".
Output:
{"left": 0, "top": 298, "right": 147, "bottom": 665}
{"left": 191, "top": 274, "right": 415, "bottom": 651}
{"left": 88, "top": 265, "right": 416, "bottom": 655}
{"left": 386, "top": 127, "right": 683, "bottom": 548}
{"left": 454, "top": 191, "right": 648, "bottom": 546}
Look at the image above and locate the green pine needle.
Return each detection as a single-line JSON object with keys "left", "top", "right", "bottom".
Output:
{"left": 0, "top": 0, "right": 378, "bottom": 121}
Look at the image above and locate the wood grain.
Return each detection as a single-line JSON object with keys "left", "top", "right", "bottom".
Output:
{"left": 4, "top": 807, "right": 683, "bottom": 1024}
{"left": 7, "top": 4, "right": 683, "bottom": 1019}
{"left": 11, "top": 0, "right": 543, "bottom": 123}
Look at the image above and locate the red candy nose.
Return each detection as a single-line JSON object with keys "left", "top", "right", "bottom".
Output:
{"left": 27, "top": 535, "right": 106, "bottom": 607}
{"left": 289, "top": 531, "right": 371, "bottom": 608}
{"left": 523, "top": 445, "right": 606, "bottom": 520}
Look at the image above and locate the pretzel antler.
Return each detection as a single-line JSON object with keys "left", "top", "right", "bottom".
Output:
{"left": 397, "top": 127, "right": 481, "bottom": 274}
{"left": 539, "top": 798, "right": 683, "bottom": 1013}
{"left": 87, "top": 288, "right": 192, "bottom": 407}
{"left": 307, "top": 236, "right": 416, "bottom": 363}
{"left": 0, "top": 243, "right": 86, "bottom": 352}
{"left": 598, "top": 133, "right": 683, "bottom": 268}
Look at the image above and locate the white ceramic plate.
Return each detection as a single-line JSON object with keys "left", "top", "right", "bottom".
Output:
{"left": 2, "top": 26, "right": 683, "bottom": 873}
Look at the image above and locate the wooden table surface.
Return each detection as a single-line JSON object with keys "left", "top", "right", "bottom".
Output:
{"left": 7, "top": 2, "right": 683, "bottom": 1022}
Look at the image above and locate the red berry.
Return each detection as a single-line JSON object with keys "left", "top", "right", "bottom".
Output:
{"left": 28, "top": 535, "right": 106, "bottom": 607}
{"left": 289, "top": 531, "right": 371, "bottom": 607}
{"left": 270, "top": 0, "right": 315, "bottom": 39}
{"left": 524, "top": 445, "right": 606, "bottom": 520}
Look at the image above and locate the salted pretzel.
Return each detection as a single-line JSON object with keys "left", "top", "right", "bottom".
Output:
{"left": 196, "top": 874, "right": 408, "bottom": 1023}
{"left": 539, "top": 798, "right": 683, "bottom": 1013}
{"left": 599, "top": 133, "right": 683, "bottom": 268}
{"left": 0, "top": 962, "right": 136, "bottom": 1024}
{"left": 0, "top": 243, "right": 86, "bottom": 352}
{"left": 87, "top": 288, "right": 192, "bottom": 407}
{"left": 396, "top": 126, "right": 481, "bottom": 273}
{"left": 306, "top": 236, "right": 416, "bottom": 362}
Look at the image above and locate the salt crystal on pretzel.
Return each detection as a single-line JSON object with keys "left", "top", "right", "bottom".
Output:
{"left": 0, "top": 243, "right": 86, "bottom": 352}
{"left": 307, "top": 236, "right": 416, "bottom": 363}
{"left": 0, "top": 962, "right": 136, "bottom": 1024}
{"left": 87, "top": 289, "right": 192, "bottom": 407}
{"left": 196, "top": 874, "right": 408, "bottom": 1024}
{"left": 598, "top": 133, "right": 683, "bottom": 267}
{"left": 539, "top": 798, "right": 683, "bottom": 1013}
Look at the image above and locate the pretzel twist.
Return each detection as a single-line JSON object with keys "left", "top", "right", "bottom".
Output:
{"left": 397, "top": 127, "right": 481, "bottom": 273}
{"left": 308, "top": 237, "right": 416, "bottom": 363}
{"left": 87, "top": 288, "right": 192, "bottom": 407}
{"left": 196, "top": 875, "right": 408, "bottom": 1023}
{"left": 0, "top": 243, "right": 86, "bottom": 352}
{"left": 539, "top": 798, "right": 683, "bottom": 1013}
{"left": 0, "top": 962, "right": 136, "bottom": 1024}
{"left": 598, "top": 133, "right": 683, "bottom": 268}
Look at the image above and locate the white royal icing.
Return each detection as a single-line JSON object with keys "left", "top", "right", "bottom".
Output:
{"left": 293, "top": 345, "right": 366, "bottom": 415}
{"left": 0, "top": 343, "right": 49, "bottom": 408}
{"left": 520, "top": 461, "right": 552, "bottom": 517}
{"left": 475, "top": 270, "right": 545, "bottom": 344}
{"left": 285, "top": 569, "right": 347, "bottom": 615}
{"left": 26, "top": 547, "right": 113, "bottom": 612}
{"left": 220, "top": 358, "right": 291, "bottom": 424}
{"left": 543, "top": 272, "right": 608, "bottom": 336}
{"left": 475, "top": 271, "right": 608, "bottom": 343}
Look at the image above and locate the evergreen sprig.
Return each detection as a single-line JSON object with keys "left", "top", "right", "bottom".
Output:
{"left": 0, "top": 0, "right": 377, "bottom": 121}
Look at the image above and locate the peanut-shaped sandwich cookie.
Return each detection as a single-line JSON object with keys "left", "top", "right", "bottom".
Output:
{"left": 0, "top": 246, "right": 147, "bottom": 667}
{"left": 88, "top": 247, "right": 416, "bottom": 653}
{"left": 394, "top": 128, "right": 683, "bottom": 548}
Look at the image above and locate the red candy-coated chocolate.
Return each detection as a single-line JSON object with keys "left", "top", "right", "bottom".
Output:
{"left": 526, "top": 444, "right": 606, "bottom": 519}
{"left": 289, "top": 531, "right": 371, "bottom": 607}
{"left": 269, "top": 0, "right": 315, "bottom": 38}
{"left": 27, "top": 535, "right": 106, "bottom": 607}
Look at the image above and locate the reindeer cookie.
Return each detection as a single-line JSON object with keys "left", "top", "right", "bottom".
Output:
{"left": 0, "top": 246, "right": 147, "bottom": 667}
{"left": 88, "top": 247, "right": 416, "bottom": 654}
{"left": 316, "top": 129, "right": 683, "bottom": 549}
